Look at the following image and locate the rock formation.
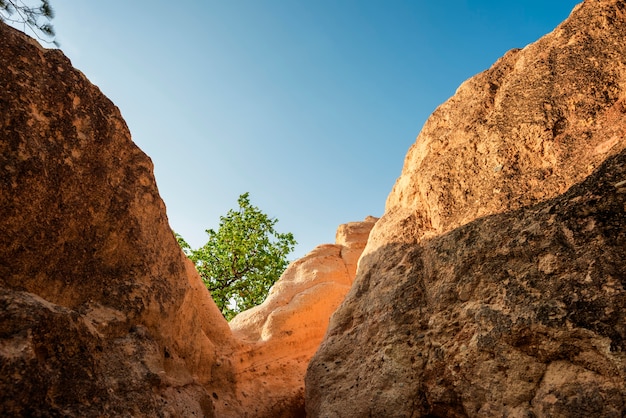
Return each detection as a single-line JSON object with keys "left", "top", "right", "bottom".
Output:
{"left": 5, "top": 0, "right": 626, "bottom": 415}
{"left": 0, "top": 20, "right": 377, "bottom": 416}
{"left": 0, "top": 21, "right": 242, "bottom": 417}
{"left": 230, "top": 216, "right": 377, "bottom": 416}
{"left": 307, "top": 0, "right": 626, "bottom": 416}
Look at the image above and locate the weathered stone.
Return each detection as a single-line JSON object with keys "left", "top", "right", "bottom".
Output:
{"left": 306, "top": 1, "right": 626, "bottom": 416}
{"left": 308, "top": 142, "right": 626, "bottom": 418}
{"left": 0, "top": 21, "right": 240, "bottom": 417}
{"left": 0, "top": 21, "right": 377, "bottom": 415}
{"left": 367, "top": 0, "right": 626, "bottom": 252}
{"left": 230, "top": 216, "right": 377, "bottom": 417}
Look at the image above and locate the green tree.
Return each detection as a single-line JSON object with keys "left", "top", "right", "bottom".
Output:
{"left": 0, "top": 0, "right": 56, "bottom": 45}
{"left": 177, "top": 193, "right": 296, "bottom": 320}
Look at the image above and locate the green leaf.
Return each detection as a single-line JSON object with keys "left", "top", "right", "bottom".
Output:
{"left": 175, "top": 193, "right": 296, "bottom": 321}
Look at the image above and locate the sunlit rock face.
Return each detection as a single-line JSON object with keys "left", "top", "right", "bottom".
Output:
{"left": 306, "top": 1, "right": 626, "bottom": 416}
{"left": 229, "top": 216, "right": 377, "bottom": 417}
{"left": 0, "top": 21, "right": 240, "bottom": 417}
{"left": 0, "top": 20, "right": 379, "bottom": 416}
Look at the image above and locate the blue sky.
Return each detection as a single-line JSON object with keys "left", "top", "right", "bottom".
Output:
{"left": 42, "top": 0, "right": 580, "bottom": 259}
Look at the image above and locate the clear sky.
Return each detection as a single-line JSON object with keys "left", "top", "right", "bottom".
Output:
{"left": 39, "top": 0, "right": 580, "bottom": 259}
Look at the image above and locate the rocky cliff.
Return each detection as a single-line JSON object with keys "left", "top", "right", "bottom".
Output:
{"left": 0, "top": 21, "right": 243, "bottom": 417}
{"left": 307, "top": 0, "right": 626, "bottom": 416}
{"left": 229, "top": 217, "right": 376, "bottom": 416}
{"left": 4, "top": 0, "right": 626, "bottom": 416}
{"left": 0, "top": 22, "right": 376, "bottom": 415}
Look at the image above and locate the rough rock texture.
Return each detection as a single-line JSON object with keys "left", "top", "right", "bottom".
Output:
{"left": 308, "top": 151, "right": 626, "bottom": 417}
{"left": 0, "top": 22, "right": 378, "bottom": 417}
{"left": 0, "top": 22, "right": 241, "bottom": 417}
{"left": 307, "top": 1, "right": 626, "bottom": 417}
{"left": 370, "top": 0, "right": 626, "bottom": 251}
{"left": 229, "top": 216, "right": 377, "bottom": 417}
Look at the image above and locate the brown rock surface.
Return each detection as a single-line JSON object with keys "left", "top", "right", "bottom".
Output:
{"left": 0, "top": 22, "right": 377, "bottom": 416}
{"left": 0, "top": 21, "right": 241, "bottom": 416}
{"left": 368, "top": 0, "right": 626, "bottom": 251}
{"left": 229, "top": 216, "right": 377, "bottom": 417}
{"left": 307, "top": 1, "right": 626, "bottom": 417}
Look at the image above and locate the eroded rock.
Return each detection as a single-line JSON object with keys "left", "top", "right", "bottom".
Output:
{"left": 230, "top": 216, "right": 377, "bottom": 417}
{"left": 0, "top": 22, "right": 240, "bottom": 417}
{"left": 309, "top": 151, "right": 626, "bottom": 416}
{"left": 0, "top": 22, "right": 378, "bottom": 415}
{"left": 307, "top": 1, "right": 626, "bottom": 416}
{"left": 368, "top": 0, "right": 626, "bottom": 252}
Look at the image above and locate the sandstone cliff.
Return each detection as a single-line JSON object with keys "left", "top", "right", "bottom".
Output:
{"left": 0, "top": 21, "right": 241, "bottom": 416}
{"left": 0, "top": 22, "right": 376, "bottom": 415}
{"left": 307, "top": 0, "right": 626, "bottom": 416}
{"left": 229, "top": 217, "right": 376, "bottom": 416}
{"left": 5, "top": 0, "right": 626, "bottom": 415}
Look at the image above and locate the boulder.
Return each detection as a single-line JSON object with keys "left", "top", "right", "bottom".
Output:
{"left": 306, "top": 0, "right": 626, "bottom": 416}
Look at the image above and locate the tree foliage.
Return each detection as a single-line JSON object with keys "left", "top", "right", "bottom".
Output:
{"left": 0, "top": 0, "right": 56, "bottom": 45}
{"left": 177, "top": 193, "right": 296, "bottom": 320}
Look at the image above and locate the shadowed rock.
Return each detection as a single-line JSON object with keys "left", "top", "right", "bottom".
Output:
{"left": 308, "top": 149, "right": 626, "bottom": 417}
{"left": 307, "top": 1, "right": 626, "bottom": 416}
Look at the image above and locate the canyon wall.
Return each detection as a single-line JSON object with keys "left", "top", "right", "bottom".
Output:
{"left": 4, "top": 0, "right": 626, "bottom": 416}
{"left": 306, "top": 0, "right": 626, "bottom": 416}
{"left": 0, "top": 22, "right": 376, "bottom": 416}
{"left": 0, "top": 21, "right": 244, "bottom": 417}
{"left": 229, "top": 216, "right": 377, "bottom": 416}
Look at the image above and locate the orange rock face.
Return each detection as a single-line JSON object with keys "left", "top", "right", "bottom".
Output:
{"left": 0, "top": 22, "right": 238, "bottom": 417}
{"left": 367, "top": 0, "right": 626, "bottom": 252}
{"left": 229, "top": 216, "right": 377, "bottom": 417}
{"left": 307, "top": 0, "right": 626, "bottom": 416}
{"left": 0, "top": 23, "right": 376, "bottom": 415}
